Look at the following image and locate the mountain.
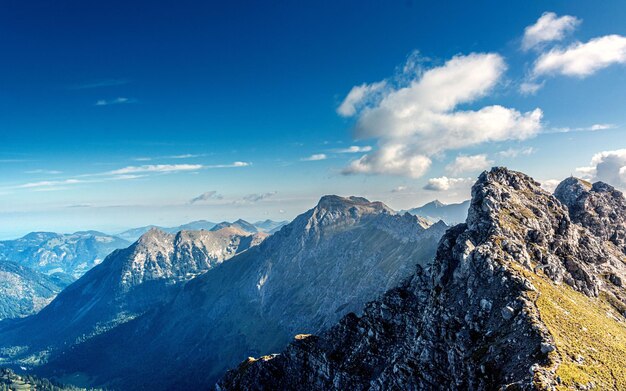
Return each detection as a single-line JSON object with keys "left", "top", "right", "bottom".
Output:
{"left": 0, "top": 262, "right": 73, "bottom": 320}
{"left": 0, "top": 227, "right": 266, "bottom": 371}
{"left": 16, "top": 196, "right": 446, "bottom": 390}
{"left": 406, "top": 199, "right": 470, "bottom": 225}
{"left": 253, "top": 219, "right": 290, "bottom": 234}
{"left": 218, "top": 168, "right": 626, "bottom": 391}
{"left": 211, "top": 218, "right": 258, "bottom": 233}
{"left": 116, "top": 220, "right": 217, "bottom": 242}
{"left": 0, "top": 231, "right": 130, "bottom": 278}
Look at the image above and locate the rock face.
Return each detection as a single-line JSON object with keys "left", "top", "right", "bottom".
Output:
{"left": 0, "top": 231, "right": 130, "bottom": 278}
{"left": 28, "top": 196, "right": 446, "bottom": 390}
{"left": 0, "top": 227, "right": 265, "bottom": 368}
{"left": 218, "top": 168, "right": 626, "bottom": 391}
{"left": 555, "top": 177, "right": 626, "bottom": 254}
{"left": 0, "top": 262, "right": 73, "bottom": 320}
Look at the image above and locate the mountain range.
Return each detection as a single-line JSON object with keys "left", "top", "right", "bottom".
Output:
{"left": 0, "top": 196, "right": 446, "bottom": 390}
{"left": 218, "top": 168, "right": 626, "bottom": 390}
{"left": 405, "top": 199, "right": 470, "bottom": 225}
{"left": 0, "top": 231, "right": 131, "bottom": 279}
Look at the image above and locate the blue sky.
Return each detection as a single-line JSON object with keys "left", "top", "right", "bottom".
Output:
{"left": 1, "top": 1, "right": 626, "bottom": 238}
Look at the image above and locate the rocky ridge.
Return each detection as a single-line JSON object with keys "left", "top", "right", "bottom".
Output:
{"left": 218, "top": 168, "right": 626, "bottom": 390}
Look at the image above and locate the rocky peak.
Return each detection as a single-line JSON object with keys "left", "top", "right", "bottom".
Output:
{"left": 555, "top": 177, "right": 626, "bottom": 254}
{"left": 218, "top": 168, "right": 626, "bottom": 390}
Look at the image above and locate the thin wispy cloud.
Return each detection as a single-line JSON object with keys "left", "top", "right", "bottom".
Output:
{"left": 95, "top": 97, "right": 135, "bottom": 106}
{"left": 333, "top": 146, "right": 372, "bottom": 153}
{"left": 301, "top": 154, "right": 327, "bottom": 161}
{"left": 108, "top": 164, "right": 203, "bottom": 175}
{"left": 205, "top": 161, "right": 250, "bottom": 168}
{"left": 241, "top": 192, "right": 277, "bottom": 203}
{"left": 25, "top": 169, "right": 63, "bottom": 174}
{"left": 497, "top": 147, "right": 535, "bottom": 158}
{"left": 189, "top": 191, "right": 223, "bottom": 204}
{"left": 546, "top": 123, "right": 617, "bottom": 134}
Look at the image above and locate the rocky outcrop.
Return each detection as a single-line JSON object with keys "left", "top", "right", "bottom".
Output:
{"left": 555, "top": 177, "right": 626, "bottom": 255}
{"left": 218, "top": 168, "right": 626, "bottom": 391}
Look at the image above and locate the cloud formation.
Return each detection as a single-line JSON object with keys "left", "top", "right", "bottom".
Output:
{"left": 423, "top": 176, "right": 475, "bottom": 192}
{"left": 336, "top": 81, "right": 387, "bottom": 117}
{"left": 533, "top": 34, "right": 626, "bottom": 77}
{"left": 301, "top": 154, "right": 327, "bottom": 161}
{"left": 446, "top": 154, "right": 493, "bottom": 175}
{"left": 497, "top": 147, "right": 535, "bottom": 158}
{"left": 109, "top": 164, "right": 202, "bottom": 175}
{"left": 95, "top": 97, "right": 134, "bottom": 106}
{"left": 333, "top": 146, "right": 372, "bottom": 153}
{"left": 339, "top": 53, "right": 542, "bottom": 178}
{"left": 189, "top": 191, "right": 223, "bottom": 204}
{"left": 242, "top": 192, "right": 277, "bottom": 203}
{"left": 522, "top": 12, "right": 580, "bottom": 51}
{"left": 576, "top": 149, "right": 626, "bottom": 189}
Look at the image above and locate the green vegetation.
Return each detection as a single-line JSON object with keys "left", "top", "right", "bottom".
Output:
{"left": 523, "top": 270, "right": 626, "bottom": 390}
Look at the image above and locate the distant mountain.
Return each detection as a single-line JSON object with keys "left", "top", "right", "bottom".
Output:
{"left": 0, "top": 231, "right": 131, "bottom": 278}
{"left": 253, "top": 219, "right": 289, "bottom": 233}
{"left": 116, "top": 220, "right": 217, "bottom": 242}
{"left": 405, "top": 199, "right": 470, "bottom": 225}
{"left": 24, "top": 196, "right": 447, "bottom": 390}
{"left": 219, "top": 169, "right": 626, "bottom": 390}
{"left": 211, "top": 218, "right": 258, "bottom": 233}
{"left": 0, "top": 261, "right": 73, "bottom": 320}
{"left": 0, "top": 227, "right": 266, "bottom": 365}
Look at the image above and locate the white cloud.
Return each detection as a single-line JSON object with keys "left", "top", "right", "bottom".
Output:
{"left": 519, "top": 81, "right": 545, "bottom": 95}
{"left": 391, "top": 185, "right": 408, "bottom": 193}
{"left": 446, "top": 154, "right": 493, "bottom": 175}
{"left": 333, "top": 146, "right": 372, "bottom": 153}
{"left": 522, "top": 12, "right": 580, "bottom": 51}
{"left": 547, "top": 123, "right": 617, "bottom": 134}
{"left": 533, "top": 35, "right": 626, "bottom": 77}
{"left": 576, "top": 149, "right": 626, "bottom": 189}
{"left": 109, "top": 164, "right": 202, "bottom": 175}
{"left": 423, "top": 176, "right": 474, "bottom": 192}
{"left": 590, "top": 123, "right": 615, "bottom": 131}
{"left": 497, "top": 147, "right": 535, "bottom": 158}
{"left": 95, "top": 97, "right": 133, "bottom": 106}
{"left": 540, "top": 179, "right": 561, "bottom": 193}
{"left": 206, "top": 161, "right": 251, "bottom": 168}
{"left": 24, "top": 169, "right": 63, "bottom": 174}
{"left": 343, "top": 145, "right": 431, "bottom": 178}
{"left": 189, "top": 191, "right": 223, "bottom": 204}
{"left": 340, "top": 53, "right": 542, "bottom": 178}
{"left": 337, "top": 81, "right": 386, "bottom": 117}
{"left": 18, "top": 179, "right": 84, "bottom": 189}
{"left": 301, "top": 154, "right": 327, "bottom": 161}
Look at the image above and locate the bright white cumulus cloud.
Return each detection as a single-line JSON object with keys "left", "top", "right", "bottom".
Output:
{"left": 446, "top": 154, "right": 493, "bottom": 175}
{"left": 534, "top": 34, "right": 626, "bottom": 77}
{"left": 336, "top": 81, "right": 387, "bottom": 117}
{"left": 522, "top": 12, "right": 580, "bottom": 51}
{"left": 577, "top": 149, "right": 626, "bottom": 190}
{"left": 339, "top": 53, "right": 542, "bottom": 178}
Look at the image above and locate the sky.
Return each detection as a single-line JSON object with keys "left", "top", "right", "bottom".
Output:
{"left": 1, "top": 1, "right": 626, "bottom": 239}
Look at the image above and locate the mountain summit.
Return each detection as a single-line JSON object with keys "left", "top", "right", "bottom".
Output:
{"left": 219, "top": 168, "right": 626, "bottom": 390}
{"left": 15, "top": 195, "right": 446, "bottom": 390}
